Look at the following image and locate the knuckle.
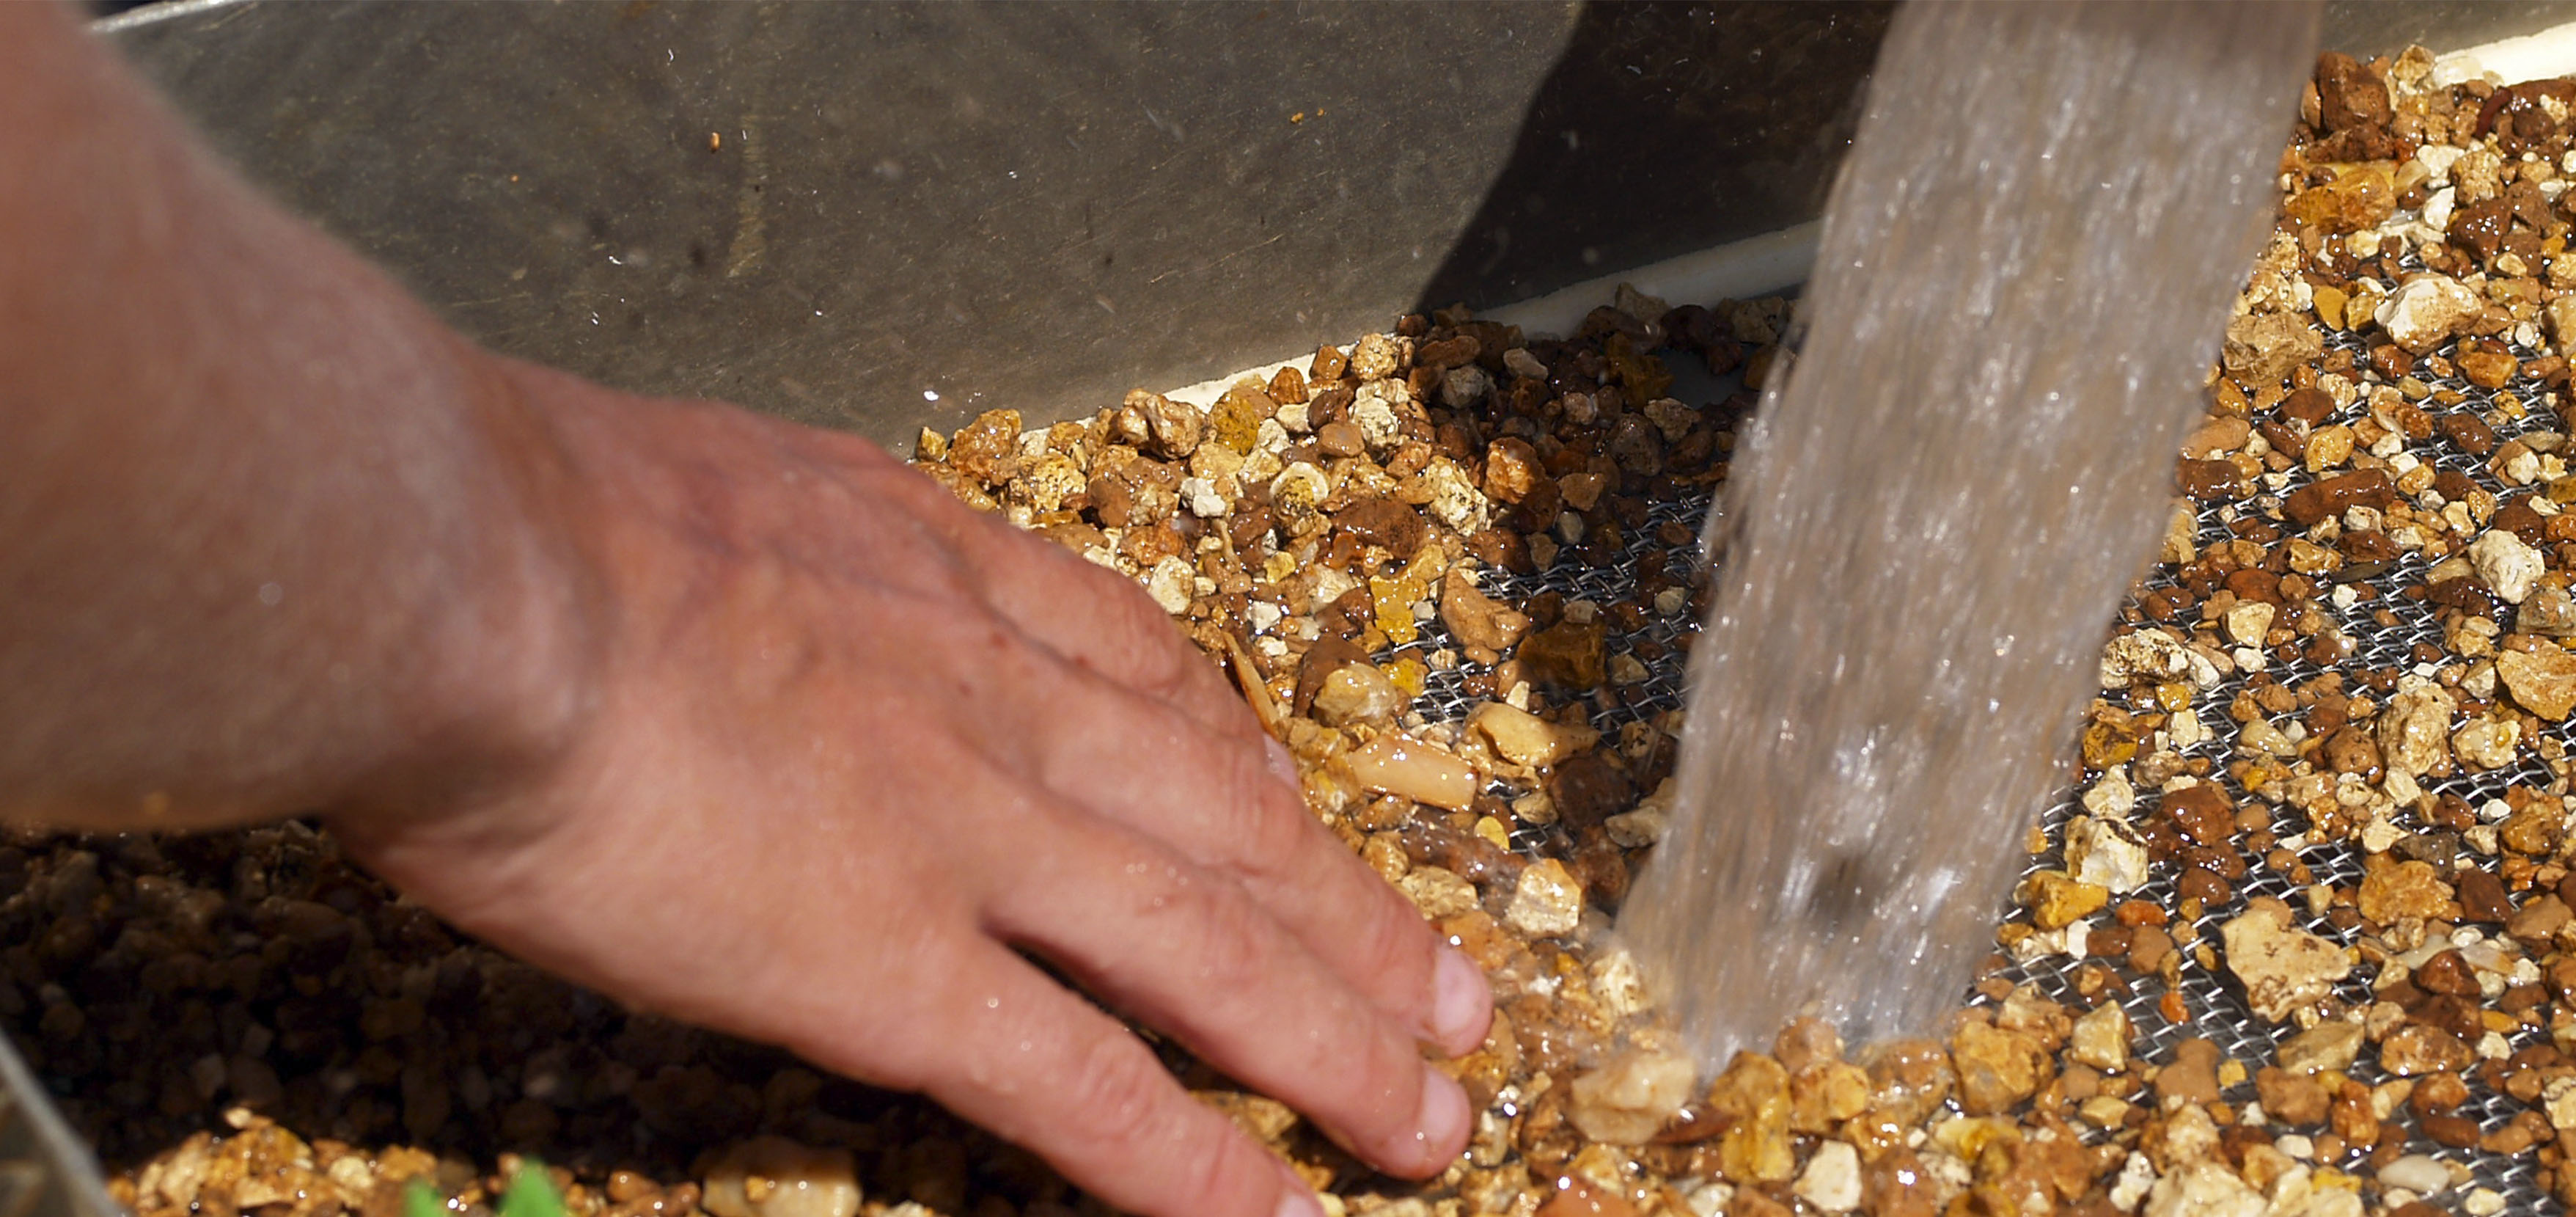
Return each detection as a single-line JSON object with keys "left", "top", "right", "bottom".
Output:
{"left": 1063, "top": 1031, "right": 1186, "bottom": 1154}
{"left": 1079, "top": 574, "right": 1219, "bottom": 691}
{"left": 1344, "top": 1029, "right": 1431, "bottom": 1148}
{"left": 1175, "top": 1122, "right": 1259, "bottom": 1213}
{"left": 1181, "top": 885, "right": 1275, "bottom": 997}
{"left": 1350, "top": 888, "right": 1438, "bottom": 993}
{"left": 1284, "top": 1011, "right": 1420, "bottom": 1152}
{"left": 1116, "top": 632, "right": 1200, "bottom": 703}
{"left": 1079, "top": 559, "right": 1168, "bottom": 624}
{"left": 1230, "top": 753, "right": 1318, "bottom": 872}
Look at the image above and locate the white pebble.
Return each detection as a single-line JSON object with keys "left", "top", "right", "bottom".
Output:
{"left": 2109, "top": 1152, "right": 2157, "bottom": 1213}
{"left": 1793, "top": 1141, "right": 1863, "bottom": 1213}
{"left": 1142, "top": 556, "right": 1196, "bottom": 614}
{"left": 1181, "top": 477, "right": 1228, "bottom": 519}
{"left": 2377, "top": 1154, "right": 2448, "bottom": 1196}
{"left": 701, "top": 1138, "right": 862, "bottom": 1217}
{"left": 2469, "top": 529, "right": 2544, "bottom": 603}
{"left": 1503, "top": 860, "right": 1583, "bottom": 938}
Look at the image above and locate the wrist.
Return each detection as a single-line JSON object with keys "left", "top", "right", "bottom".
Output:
{"left": 340, "top": 348, "right": 612, "bottom": 826}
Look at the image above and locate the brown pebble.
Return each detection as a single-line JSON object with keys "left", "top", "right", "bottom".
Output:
{"left": 1862, "top": 1147, "right": 1940, "bottom": 1217}
{"left": 2509, "top": 894, "right": 2572, "bottom": 948}
{"left": 2278, "top": 386, "right": 2336, "bottom": 425}
{"left": 2178, "top": 458, "right": 2243, "bottom": 500}
{"left": 2483, "top": 1115, "right": 2544, "bottom": 1154}
{"left": 2256, "top": 1065, "right": 2329, "bottom": 1125}
{"left": 2225, "top": 568, "right": 2282, "bottom": 604}
{"left": 2412, "top": 995, "right": 2482, "bottom": 1042}
{"left": 2113, "top": 899, "right": 2168, "bottom": 927}
{"left": 2159, "top": 784, "right": 2236, "bottom": 847}
{"left": 1949, "top": 1020, "right": 2049, "bottom": 1115}
{"left": 2328, "top": 1080, "right": 2380, "bottom": 1147}
{"left": 1266, "top": 364, "right": 1309, "bottom": 406}
{"left": 2178, "top": 867, "right": 2232, "bottom": 906}
{"left": 1519, "top": 618, "right": 1607, "bottom": 690}
{"left": 1463, "top": 527, "right": 1532, "bottom": 574}
{"left": 2459, "top": 867, "right": 2514, "bottom": 923}
{"left": 1316, "top": 420, "right": 1365, "bottom": 457}
{"left": 2422, "top": 1113, "right": 2481, "bottom": 1148}
{"left": 1535, "top": 1175, "right": 1636, "bottom": 1217}
{"left": 1484, "top": 438, "right": 1544, "bottom": 503}
{"left": 1546, "top": 751, "right": 1635, "bottom": 833}
{"left": 606, "top": 1172, "right": 656, "bottom": 1204}
{"left": 2379, "top": 1024, "right": 2475, "bottom": 1076}
{"left": 2154, "top": 1038, "right": 2223, "bottom": 1105}
{"left": 2412, "top": 1070, "right": 2470, "bottom": 1114}
{"left": 2457, "top": 343, "right": 2519, "bottom": 390}
{"left": 1334, "top": 497, "right": 1428, "bottom": 560}
{"left": 2129, "top": 925, "right": 2173, "bottom": 974}
{"left": 2494, "top": 500, "right": 2547, "bottom": 545}
{"left": 2322, "top": 726, "right": 2382, "bottom": 778}
{"left": 2412, "top": 949, "right": 2478, "bottom": 996}
{"left": 2282, "top": 468, "right": 2394, "bottom": 526}
{"left": 2366, "top": 343, "right": 2413, "bottom": 381}
{"left": 1310, "top": 343, "right": 1348, "bottom": 382}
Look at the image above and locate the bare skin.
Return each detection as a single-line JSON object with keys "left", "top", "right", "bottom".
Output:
{"left": 0, "top": 7, "right": 1487, "bottom": 1216}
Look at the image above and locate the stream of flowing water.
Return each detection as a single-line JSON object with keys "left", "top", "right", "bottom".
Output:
{"left": 1623, "top": 0, "right": 2322, "bottom": 1064}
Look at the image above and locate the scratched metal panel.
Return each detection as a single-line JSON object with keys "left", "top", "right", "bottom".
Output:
{"left": 99, "top": 1, "right": 1907, "bottom": 446}
{"left": 2324, "top": 0, "right": 2576, "bottom": 59}
{"left": 100, "top": 1, "right": 1583, "bottom": 444}
{"left": 91, "top": 1, "right": 2576, "bottom": 448}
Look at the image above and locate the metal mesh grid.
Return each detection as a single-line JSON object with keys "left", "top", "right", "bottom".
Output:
{"left": 1409, "top": 492, "right": 1712, "bottom": 857}
{"left": 1378, "top": 307, "right": 2570, "bottom": 1206}
{"left": 1976, "top": 310, "right": 2570, "bottom": 1208}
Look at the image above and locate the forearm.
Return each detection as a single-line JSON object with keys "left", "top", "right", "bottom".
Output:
{"left": 0, "top": 2, "right": 595, "bottom": 828}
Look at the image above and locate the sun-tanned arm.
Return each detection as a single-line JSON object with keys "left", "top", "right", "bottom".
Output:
{"left": 0, "top": 7, "right": 1487, "bottom": 1217}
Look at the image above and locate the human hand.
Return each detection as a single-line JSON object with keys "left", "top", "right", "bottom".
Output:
{"left": 330, "top": 360, "right": 1491, "bottom": 1217}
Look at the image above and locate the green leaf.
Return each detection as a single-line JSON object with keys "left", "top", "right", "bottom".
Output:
{"left": 499, "top": 1161, "right": 569, "bottom": 1217}
{"left": 403, "top": 1180, "right": 448, "bottom": 1217}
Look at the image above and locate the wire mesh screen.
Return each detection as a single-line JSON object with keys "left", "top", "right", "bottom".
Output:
{"left": 1387, "top": 303, "right": 2564, "bottom": 1209}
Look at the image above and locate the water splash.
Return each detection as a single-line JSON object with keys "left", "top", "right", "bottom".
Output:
{"left": 1622, "top": 1, "right": 2320, "bottom": 1064}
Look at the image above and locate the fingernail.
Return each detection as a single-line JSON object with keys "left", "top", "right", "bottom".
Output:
{"left": 1412, "top": 1066, "right": 1471, "bottom": 1167}
{"left": 1430, "top": 946, "right": 1492, "bottom": 1055}
{"left": 1273, "top": 1188, "right": 1325, "bottom": 1217}
{"left": 1273, "top": 1164, "right": 1326, "bottom": 1217}
{"left": 1263, "top": 736, "right": 1300, "bottom": 789}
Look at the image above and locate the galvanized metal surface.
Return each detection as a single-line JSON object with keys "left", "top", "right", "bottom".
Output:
{"left": 90, "top": 1, "right": 1898, "bottom": 447}
{"left": 0, "top": 1035, "right": 117, "bottom": 1217}
{"left": 95, "top": 1, "right": 2576, "bottom": 452}
{"left": 99, "top": 1, "right": 1889, "bottom": 450}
